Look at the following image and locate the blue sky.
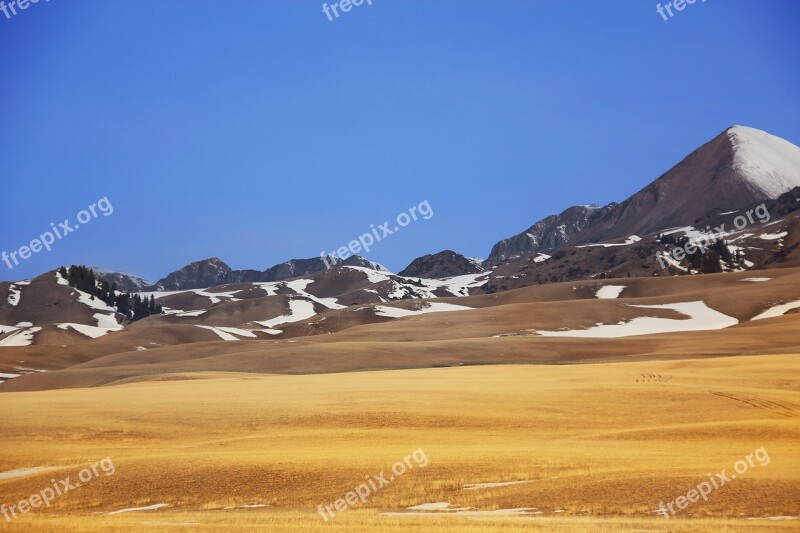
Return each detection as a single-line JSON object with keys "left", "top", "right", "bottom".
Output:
{"left": 1, "top": 0, "right": 799, "bottom": 282}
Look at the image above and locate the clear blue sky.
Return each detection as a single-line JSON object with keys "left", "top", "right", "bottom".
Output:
{"left": 1, "top": 0, "right": 799, "bottom": 282}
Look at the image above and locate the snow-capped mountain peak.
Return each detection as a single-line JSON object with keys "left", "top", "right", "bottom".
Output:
{"left": 727, "top": 125, "right": 800, "bottom": 198}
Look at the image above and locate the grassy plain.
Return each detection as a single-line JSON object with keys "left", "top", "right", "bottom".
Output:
{"left": 1, "top": 354, "right": 799, "bottom": 531}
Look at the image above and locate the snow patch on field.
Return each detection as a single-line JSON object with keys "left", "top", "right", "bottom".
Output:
{"left": 216, "top": 327, "right": 257, "bottom": 338}
{"left": 195, "top": 326, "right": 256, "bottom": 341}
{"left": 176, "top": 310, "right": 207, "bottom": 317}
{"left": 13, "top": 366, "right": 47, "bottom": 373}
{"left": 534, "top": 301, "right": 738, "bottom": 338}
{"left": 740, "top": 277, "right": 771, "bottom": 282}
{"left": 373, "top": 302, "right": 473, "bottom": 318}
{"left": 752, "top": 300, "right": 800, "bottom": 321}
{"left": 385, "top": 502, "right": 540, "bottom": 516}
{"left": 595, "top": 285, "right": 626, "bottom": 299}
{"left": 408, "top": 502, "right": 459, "bottom": 511}
{"left": 223, "top": 503, "right": 269, "bottom": 510}
{"left": 464, "top": 480, "right": 532, "bottom": 490}
{"left": 0, "top": 467, "right": 47, "bottom": 480}
{"left": 107, "top": 504, "right": 169, "bottom": 515}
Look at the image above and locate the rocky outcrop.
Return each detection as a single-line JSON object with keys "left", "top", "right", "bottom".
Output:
{"left": 483, "top": 204, "right": 616, "bottom": 268}
{"left": 399, "top": 250, "right": 483, "bottom": 278}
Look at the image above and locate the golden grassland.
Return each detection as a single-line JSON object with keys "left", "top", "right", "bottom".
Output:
{"left": 1, "top": 354, "right": 799, "bottom": 531}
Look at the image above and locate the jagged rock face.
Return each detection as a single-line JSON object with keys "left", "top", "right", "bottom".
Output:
{"left": 152, "top": 258, "right": 233, "bottom": 291}
{"left": 399, "top": 250, "right": 483, "bottom": 278}
{"left": 483, "top": 204, "right": 616, "bottom": 268}
{"left": 769, "top": 186, "right": 800, "bottom": 216}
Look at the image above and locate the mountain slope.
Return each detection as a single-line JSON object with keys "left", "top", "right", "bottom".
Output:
{"left": 576, "top": 126, "right": 800, "bottom": 244}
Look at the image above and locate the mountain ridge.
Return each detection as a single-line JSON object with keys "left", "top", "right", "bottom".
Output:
{"left": 148, "top": 255, "right": 390, "bottom": 291}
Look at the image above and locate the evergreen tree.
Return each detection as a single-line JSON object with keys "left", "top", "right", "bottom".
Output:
{"left": 60, "top": 266, "right": 161, "bottom": 322}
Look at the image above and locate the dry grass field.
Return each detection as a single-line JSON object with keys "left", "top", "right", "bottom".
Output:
{"left": 2, "top": 354, "right": 799, "bottom": 531}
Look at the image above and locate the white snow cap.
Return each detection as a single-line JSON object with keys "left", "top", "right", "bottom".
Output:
{"left": 727, "top": 126, "right": 800, "bottom": 198}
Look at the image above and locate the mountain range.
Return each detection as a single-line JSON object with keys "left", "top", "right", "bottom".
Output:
{"left": 1, "top": 124, "right": 799, "bottom": 372}
{"left": 90, "top": 125, "right": 800, "bottom": 287}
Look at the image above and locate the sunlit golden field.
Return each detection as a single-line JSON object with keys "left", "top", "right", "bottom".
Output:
{"left": 2, "top": 354, "right": 799, "bottom": 531}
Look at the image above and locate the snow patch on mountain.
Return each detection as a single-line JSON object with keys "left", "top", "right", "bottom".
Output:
{"left": 0, "top": 327, "right": 42, "bottom": 347}
{"left": 728, "top": 126, "right": 800, "bottom": 198}
{"left": 255, "top": 298, "right": 318, "bottom": 329}
{"left": 576, "top": 235, "right": 641, "bottom": 248}
{"left": 416, "top": 272, "right": 490, "bottom": 297}
{"left": 343, "top": 266, "right": 394, "bottom": 284}
{"left": 759, "top": 232, "right": 788, "bottom": 241}
{"left": 190, "top": 289, "right": 242, "bottom": 305}
{"left": 7, "top": 284, "right": 21, "bottom": 306}
{"left": 284, "top": 280, "right": 345, "bottom": 310}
